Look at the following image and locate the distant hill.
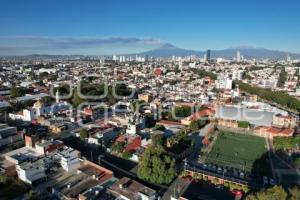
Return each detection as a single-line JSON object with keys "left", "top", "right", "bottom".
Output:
{"left": 137, "top": 43, "right": 300, "bottom": 59}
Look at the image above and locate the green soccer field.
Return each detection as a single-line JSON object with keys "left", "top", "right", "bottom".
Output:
{"left": 205, "top": 132, "right": 267, "bottom": 171}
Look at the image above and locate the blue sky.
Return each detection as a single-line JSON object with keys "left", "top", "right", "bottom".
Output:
{"left": 0, "top": 0, "right": 300, "bottom": 55}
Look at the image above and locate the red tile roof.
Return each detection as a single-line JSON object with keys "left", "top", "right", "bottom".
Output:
{"left": 125, "top": 137, "right": 141, "bottom": 152}
{"left": 267, "top": 127, "right": 294, "bottom": 136}
{"left": 182, "top": 108, "right": 215, "bottom": 122}
{"left": 255, "top": 126, "right": 294, "bottom": 136}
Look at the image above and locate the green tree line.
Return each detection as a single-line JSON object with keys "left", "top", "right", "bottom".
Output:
{"left": 238, "top": 81, "right": 300, "bottom": 112}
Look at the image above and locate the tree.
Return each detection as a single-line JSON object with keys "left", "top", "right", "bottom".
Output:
{"left": 111, "top": 142, "right": 125, "bottom": 153}
{"left": 155, "top": 124, "right": 166, "bottom": 131}
{"left": 79, "top": 128, "right": 88, "bottom": 139}
{"left": 288, "top": 186, "right": 300, "bottom": 200}
{"left": 238, "top": 81, "right": 300, "bottom": 112}
{"left": 246, "top": 186, "right": 288, "bottom": 200}
{"left": 190, "top": 120, "right": 200, "bottom": 132}
{"left": 122, "top": 151, "right": 132, "bottom": 159}
{"left": 176, "top": 130, "right": 188, "bottom": 142}
{"left": 189, "top": 119, "right": 208, "bottom": 132}
{"left": 163, "top": 106, "right": 193, "bottom": 121}
{"left": 191, "top": 69, "right": 217, "bottom": 80}
{"left": 10, "top": 87, "right": 25, "bottom": 98}
{"left": 273, "top": 136, "right": 300, "bottom": 150}
{"left": 137, "top": 147, "right": 177, "bottom": 184}
{"left": 152, "top": 134, "right": 163, "bottom": 147}
{"left": 277, "top": 67, "right": 287, "bottom": 88}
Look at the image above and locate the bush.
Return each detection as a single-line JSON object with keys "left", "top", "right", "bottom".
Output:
{"left": 111, "top": 142, "right": 125, "bottom": 153}
{"left": 238, "top": 121, "right": 250, "bottom": 128}
{"left": 122, "top": 152, "right": 132, "bottom": 159}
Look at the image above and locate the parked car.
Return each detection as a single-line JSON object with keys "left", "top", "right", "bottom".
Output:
{"left": 240, "top": 172, "right": 245, "bottom": 179}
{"left": 269, "top": 178, "right": 276, "bottom": 185}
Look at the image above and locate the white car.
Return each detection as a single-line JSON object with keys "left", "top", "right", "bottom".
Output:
{"left": 269, "top": 178, "right": 276, "bottom": 185}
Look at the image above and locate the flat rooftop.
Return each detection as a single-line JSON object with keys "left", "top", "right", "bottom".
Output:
{"left": 3, "top": 146, "right": 43, "bottom": 164}
{"left": 215, "top": 106, "right": 274, "bottom": 126}
{"left": 15, "top": 93, "right": 50, "bottom": 102}
{"left": 109, "top": 177, "right": 156, "bottom": 200}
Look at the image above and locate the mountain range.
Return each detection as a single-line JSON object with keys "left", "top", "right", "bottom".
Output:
{"left": 136, "top": 43, "right": 300, "bottom": 59}
{"left": 3, "top": 43, "right": 300, "bottom": 60}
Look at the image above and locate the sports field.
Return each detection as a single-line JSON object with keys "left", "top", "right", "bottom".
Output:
{"left": 205, "top": 132, "right": 267, "bottom": 171}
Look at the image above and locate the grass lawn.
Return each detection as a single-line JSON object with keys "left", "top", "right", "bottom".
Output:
{"left": 205, "top": 132, "right": 267, "bottom": 172}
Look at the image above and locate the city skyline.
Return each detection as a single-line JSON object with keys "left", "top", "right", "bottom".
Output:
{"left": 1, "top": 0, "right": 300, "bottom": 55}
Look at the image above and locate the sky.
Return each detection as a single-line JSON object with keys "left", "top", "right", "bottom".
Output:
{"left": 0, "top": 0, "right": 300, "bottom": 55}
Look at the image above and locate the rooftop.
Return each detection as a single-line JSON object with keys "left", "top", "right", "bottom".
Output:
{"left": 109, "top": 177, "right": 156, "bottom": 200}
{"left": 215, "top": 106, "right": 274, "bottom": 126}
{"left": 15, "top": 93, "right": 49, "bottom": 102}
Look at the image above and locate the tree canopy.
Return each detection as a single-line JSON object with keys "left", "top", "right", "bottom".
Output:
{"left": 273, "top": 136, "right": 300, "bottom": 150}
{"left": 163, "top": 106, "right": 193, "bottom": 121}
{"left": 246, "top": 185, "right": 300, "bottom": 200}
{"left": 10, "top": 87, "right": 25, "bottom": 98}
{"left": 151, "top": 134, "right": 163, "bottom": 147}
{"left": 111, "top": 142, "right": 125, "bottom": 154}
{"left": 137, "top": 147, "right": 177, "bottom": 185}
{"left": 191, "top": 69, "right": 217, "bottom": 80}
{"left": 79, "top": 128, "right": 88, "bottom": 139}
{"left": 238, "top": 81, "right": 300, "bottom": 112}
{"left": 277, "top": 67, "right": 287, "bottom": 88}
{"left": 189, "top": 119, "right": 208, "bottom": 132}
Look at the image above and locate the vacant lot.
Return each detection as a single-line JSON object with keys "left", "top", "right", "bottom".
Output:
{"left": 205, "top": 132, "right": 266, "bottom": 171}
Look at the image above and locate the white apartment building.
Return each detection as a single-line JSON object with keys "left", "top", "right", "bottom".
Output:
{"left": 125, "top": 113, "right": 145, "bottom": 136}
{"left": 56, "top": 146, "right": 81, "bottom": 172}
{"left": 9, "top": 100, "right": 70, "bottom": 121}
{"left": 16, "top": 159, "right": 46, "bottom": 185}
{"left": 217, "top": 78, "right": 232, "bottom": 89}
{"left": 261, "top": 79, "right": 277, "bottom": 89}
{"left": 232, "top": 70, "right": 243, "bottom": 80}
